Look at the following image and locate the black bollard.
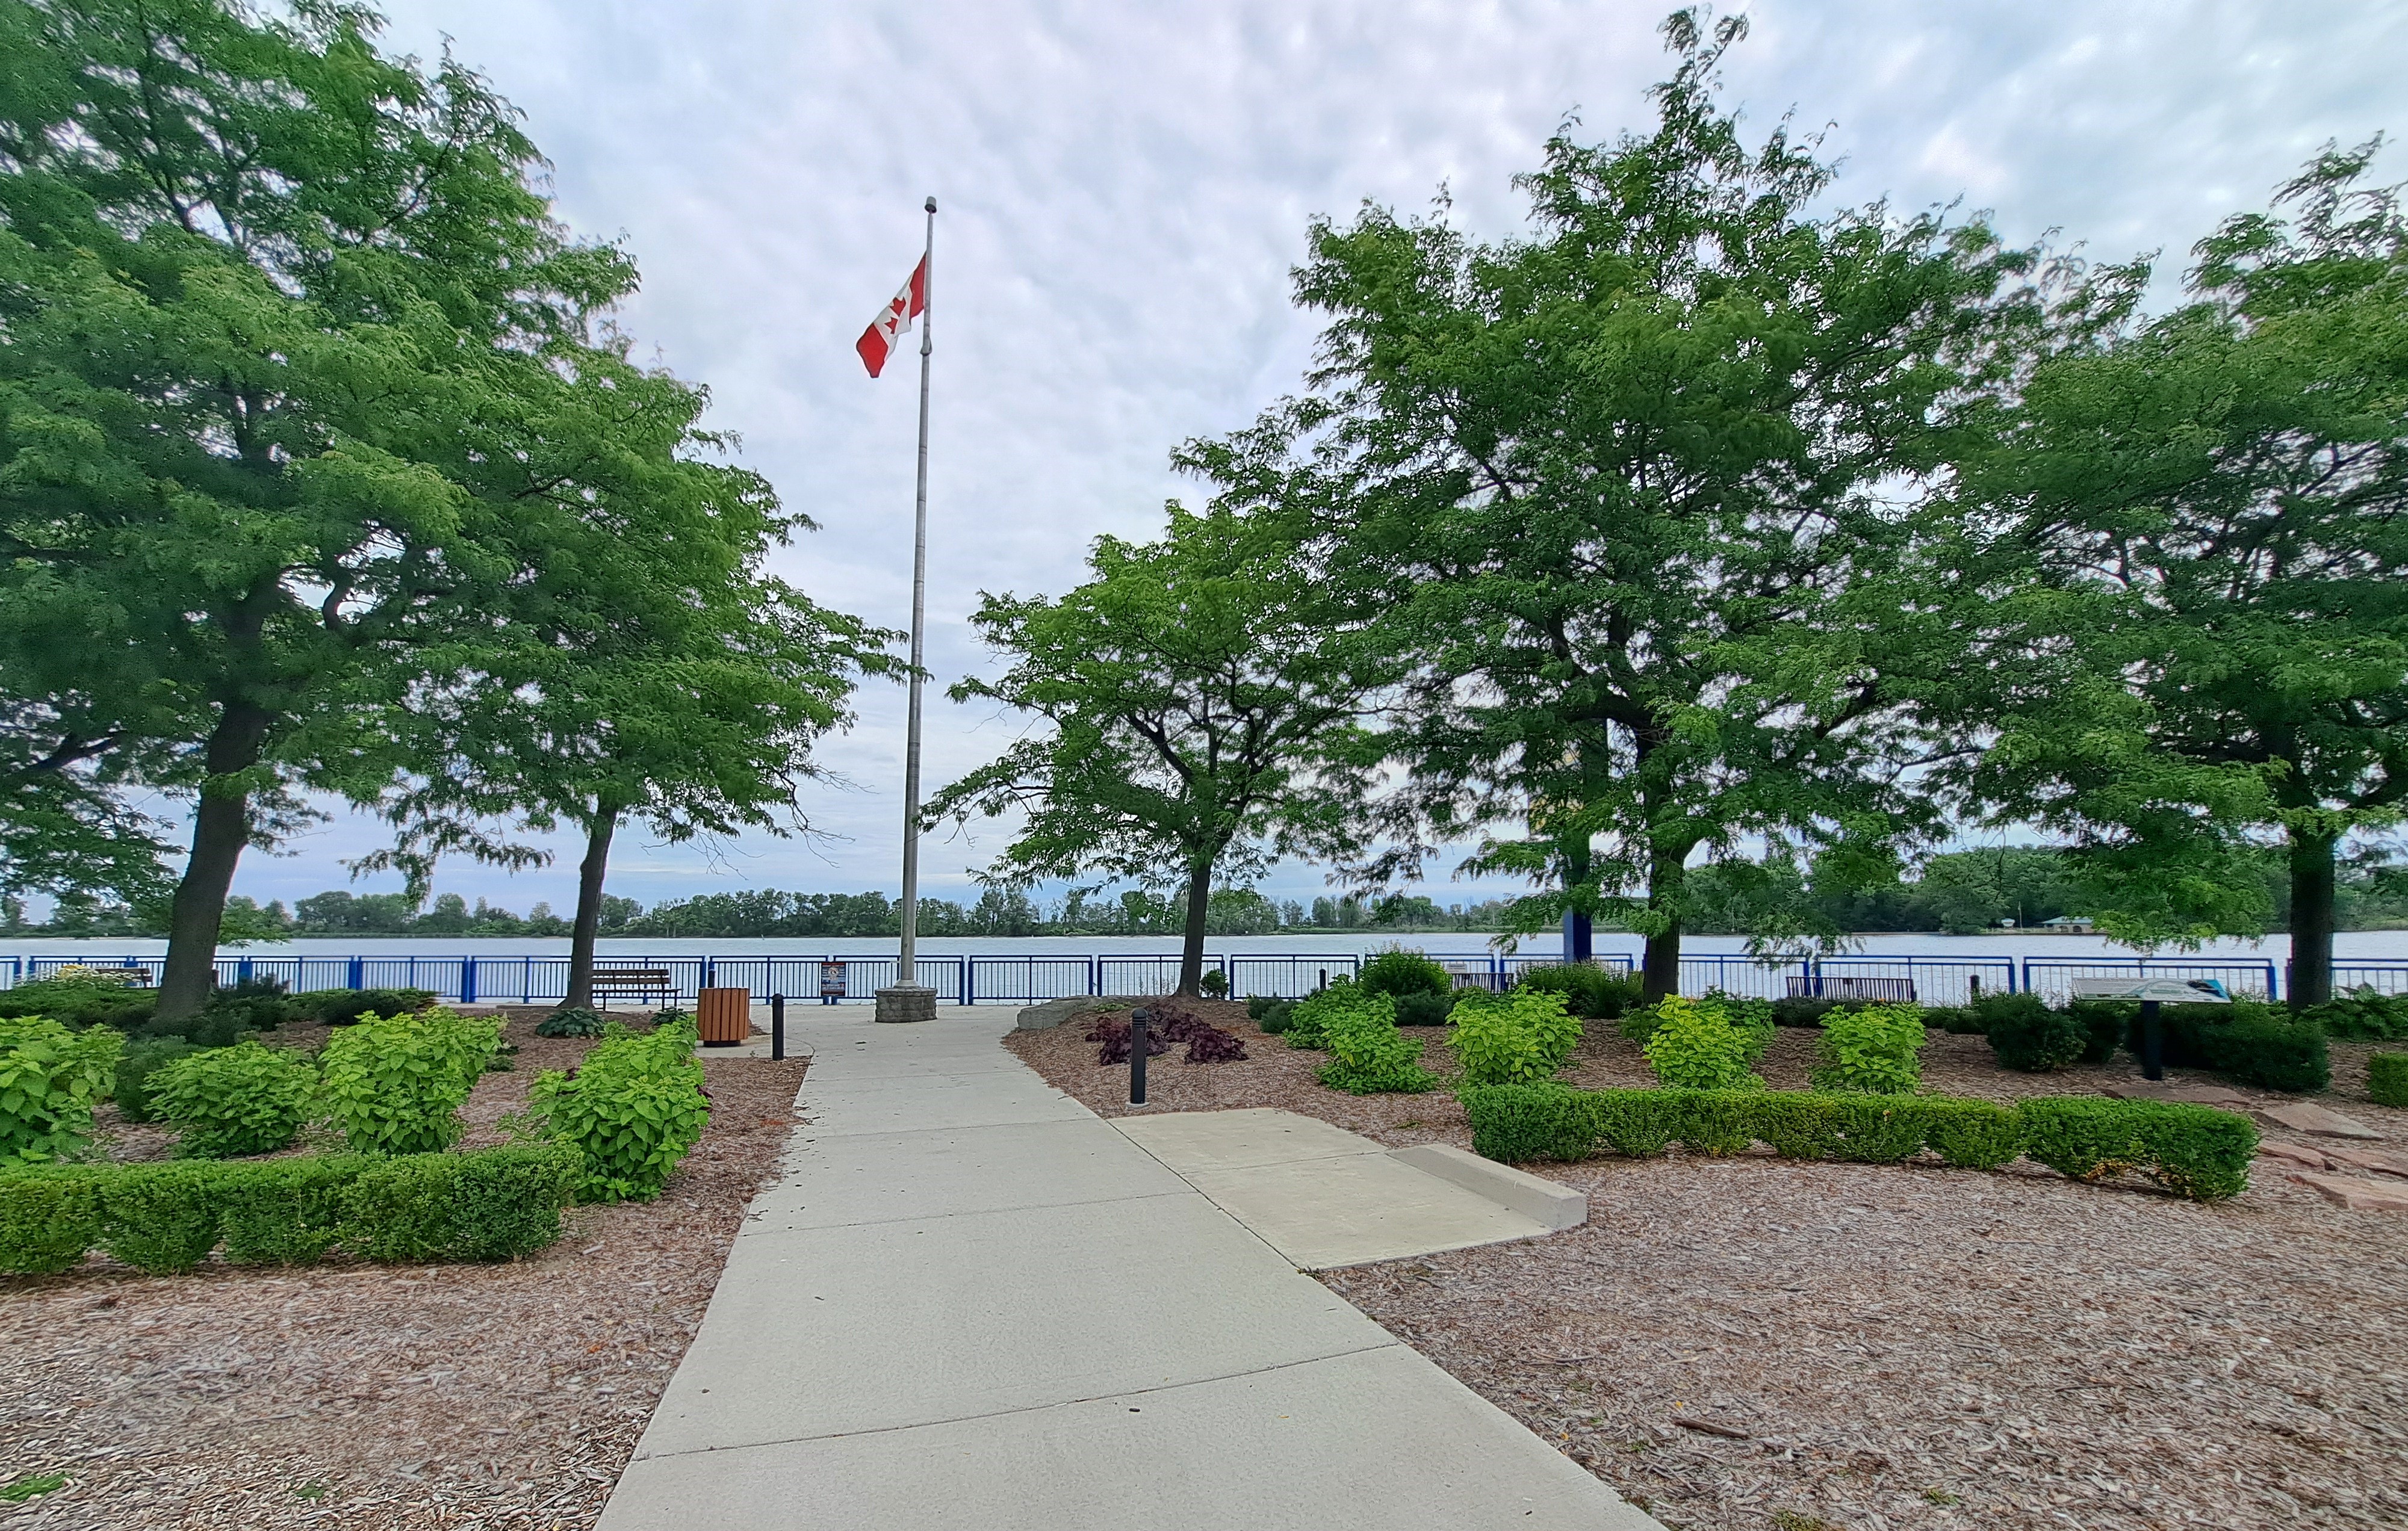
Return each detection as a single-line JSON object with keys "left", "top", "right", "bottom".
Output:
{"left": 772, "top": 993, "right": 786, "bottom": 1062}
{"left": 1129, "top": 1010, "right": 1149, "bottom": 1105}
{"left": 2140, "top": 999, "right": 2163, "bottom": 1082}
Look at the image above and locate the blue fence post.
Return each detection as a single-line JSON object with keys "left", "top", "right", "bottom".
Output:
{"left": 461, "top": 957, "right": 477, "bottom": 1004}
{"left": 961, "top": 960, "right": 974, "bottom": 1006}
{"left": 2267, "top": 960, "right": 2281, "bottom": 1003}
{"left": 344, "top": 956, "right": 362, "bottom": 991}
{"left": 237, "top": 957, "right": 253, "bottom": 985}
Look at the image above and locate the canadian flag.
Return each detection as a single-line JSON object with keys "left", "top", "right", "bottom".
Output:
{"left": 856, "top": 256, "right": 928, "bottom": 378}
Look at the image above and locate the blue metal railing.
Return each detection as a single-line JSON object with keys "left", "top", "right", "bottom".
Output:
{"left": 4, "top": 948, "right": 2394, "bottom": 1006}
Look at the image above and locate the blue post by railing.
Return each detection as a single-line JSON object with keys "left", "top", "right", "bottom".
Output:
{"left": 1090, "top": 956, "right": 1100, "bottom": 996}
{"left": 961, "top": 961, "right": 973, "bottom": 1006}
{"left": 237, "top": 957, "right": 253, "bottom": 984}
{"left": 460, "top": 957, "right": 478, "bottom": 1004}
{"left": 2267, "top": 959, "right": 2280, "bottom": 1002}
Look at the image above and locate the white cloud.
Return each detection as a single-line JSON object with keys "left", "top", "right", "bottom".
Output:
{"left": 204, "top": 0, "right": 2403, "bottom": 914}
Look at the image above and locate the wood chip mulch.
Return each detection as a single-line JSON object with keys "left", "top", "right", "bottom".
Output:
{"left": 0, "top": 1012, "right": 805, "bottom": 1531}
{"left": 1011, "top": 1006, "right": 2408, "bottom": 1530}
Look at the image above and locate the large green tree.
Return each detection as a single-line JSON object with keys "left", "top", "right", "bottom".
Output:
{"left": 1963, "top": 144, "right": 2408, "bottom": 1004}
{"left": 1195, "top": 12, "right": 2033, "bottom": 997}
{"left": 0, "top": 0, "right": 709, "bottom": 1018}
{"left": 929, "top": 506, "right": 1385, "bottom": 995}
{"left": 362, "top": 542, "right": 890, "bottom": 1010}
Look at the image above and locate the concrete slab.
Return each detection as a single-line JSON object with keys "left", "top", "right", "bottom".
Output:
{"left": 796, "top": 1071, "right": 1091, "bottom": 1137}
{"left": 1180, "top": 1151, "right": 1550, "bottom": 1269}
{"left": 1391, "top": 1141, "right": 1589, "bottom": 1233}
{"left": 599, "top": 1343, "right": 1656, "bottom": 1531}
{"left": 744, "top": 1117, "right": 1191, "bottom": 1233}
{"left": 633, "top": 1194, "right": 1393, "bottom": 1456}
{"left": 1113, "top": 1106, "right": 1389, "bottom": 1172}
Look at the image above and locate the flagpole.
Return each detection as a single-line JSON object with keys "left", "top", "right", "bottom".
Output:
{"left": 879, "top": 195, "right": 938, "bottom": 1024}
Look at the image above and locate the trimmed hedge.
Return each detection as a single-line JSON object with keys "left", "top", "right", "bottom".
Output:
{"left": 1457, "top": 1083, "right": 2254, "bottom": 1201}
{"left": 2369, "top": 1052, "right": 2408, "bottom": 1109}
{"left": 0, "top": 1144, "right": 579, "bottom": 1275}
{"left": 291, "top": 988, "right": 439, "bottom": 1026}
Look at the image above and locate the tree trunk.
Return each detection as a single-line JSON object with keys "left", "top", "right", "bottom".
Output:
{"left": 155, "top": 704, "right": 274, "bottom": 1024}
{"left": 1561, "top": 836, "right": 1593, "bottom": 963}
{"left": 563, "top": 806, "right": 619, "bottom": 1010}
{"left": 1176, "top": 858, "right": 1213, "bottom": 997}
{"left": 2288, "top": 824, "right": 2337, "bottom": 1010}
{"left": 1640, "top": 849, "right": 1686, "bottom": 1003}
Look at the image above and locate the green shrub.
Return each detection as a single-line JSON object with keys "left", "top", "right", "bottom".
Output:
{"left": 97, "top": 1160, "right": 226, "bottom": 1272}
{"left": 2130, "top": 1004, "right": 2330, "bottom": 1093}
{"left": 219, "top": 1155, "right": 363, "bottom": 1264}
{"left": 1770, "top": 995, "right": 1842, "bottom": 1028}
{"left": 202, "top": 976, "right": 299, "bottom": 1032}
{"left": 1639, "top": 997, "right": 1766, "bottom": 1090}
{"left": 1454, "top": 1086, "right": 2252, "bottom": 1202}
{"left": 1919, "top": 1098, "right": 2024, "bottom": 1169}
{"left": 1315, "top": 992, "right": 1438, "bottom": 1095}
{"left": 114, "top": 1036, "right": 199, "bottom": 1124}
{"left": 1392, "top": 990, "right": 1459, "bottom": 1027}
{"left": 1920, "top": 1005, "right": 1985, "bottom": 1035}
{"left": 0, "top": 970, "right": 155, "bottom": 1029}
{"left": 1249, "top": 997, "right": 1299, "bottom": 1034}
{"left": 535, "top": 1007, "right": 606, "bottom": 1038}
{"left": 1357, "top": 947, "right": 1453, "bottom": 999}
{"left": 529, "top": 1013, "right": 709, "bottom": 1202}
{"left": 2368, "top": 1052, "right": 2408, "bottom": 1108}
{"left": 341, "top": 1143, "right": 581, "bottom": 1259}
{"left": 0, "top": 1165, "right": 102, "bottom": 1273}
{"left": 0, "top": 1017, "right": 125, "bottom": 1167}
{"left": 150, "top": 1041, "right": 318, "bottom": 1158}
{"left": 318, "top": 1010, "right": 498, "bottom": 1154}
{"left": 2302, "top": 986, "right": 2408, "bottom": 1041}
{"left": 1284, "top": 983, "right": 1363, "bottom": 1050}
{"left": 2063, "top": 1001, "right": 2129, "bottom": 1065}
{"left": 1979, "top": 992, "right": 2088, "bottom": 1072}
{"left": 2019, "top": 1096, "right": 2255, "bottom": 1201}
{"left": 1810, "top": 1004, "right": 1927, "bottom": 1094}
{"left": 1515, "top": 963, "right": 1645, "bottom": 1019}
{"left": 1445, "top": 989, "right": 1583, "bottom": 1085}
{"left": 292, "top": 988, "right": 439, "bottom": 1026}
{"left": 0, "top": 1145, "right": 579, "bottom": 1272}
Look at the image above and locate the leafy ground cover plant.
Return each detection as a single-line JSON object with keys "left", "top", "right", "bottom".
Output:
{"left": 1317, "top": 991, "right": 1437, "bottom": 1093}
{"left": 1143, "top": 1003, "right": 1249, "bottom": 1062}
{"left": 529, "top": 1015, "right": 709, "bottom": 1202}
{"left": 1639, "top": 997, "right": 1767, "bottom": 1090}
{"left": 1515, "top": 963, "right": 1645, "bottom": 1019}
{"left": 2369, "top": 1052, "right": 2407, "bottom": 1108}
{"left": 150, "top": 1041, "right": 319, "bottom": 1158}
{"left": 318, "top": 1010, "right": 499, "bottom": 1154}
{"left": 0, "top": 1017, "right": 124, "bottom": 1167}
{"left": 113, "top": 1036, "right": 199, "bottom": 1124}
{"left": 1446, "top": 989, "right": 1583, "bottom": 1085}
{"left": 2301, "top": 986, "right": 2408, "bottom": 1041}
{"left": 1358, "top": 948, "right": 1453, "bottom": 998}
{"left": 1283, "top": 983, "right": 1366, "bottom": 1050}
{"left": 1245, "top": 995, "right": 1297, "bottom": 1030}
{"left": 1457, "top": 1084, "right": 2253, "bottom": 1200}
{"left": 1809, "top": 1004, "right": 1927, "bottom": 1094}
{"left": 1087, "top": 1015, "right": 1171, "bottom": 1065}
{"left": 535, "top": 1007, "right": 607, "bottom": 1038}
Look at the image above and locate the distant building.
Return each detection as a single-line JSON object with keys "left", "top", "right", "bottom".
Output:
{"left": 2040, "top": 915, "right": 2096, "bottom": 933}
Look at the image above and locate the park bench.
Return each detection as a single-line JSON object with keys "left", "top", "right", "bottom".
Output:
{"left": 589, "top": 968, "right": 675, "bottom": 1010}
{"left": 1786, "top": 975, "right": 1917, "bottom": 1003}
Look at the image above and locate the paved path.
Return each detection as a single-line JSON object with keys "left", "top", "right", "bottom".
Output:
{"left": 600, "top": 1007, "right": 1657, "bottom": 1531}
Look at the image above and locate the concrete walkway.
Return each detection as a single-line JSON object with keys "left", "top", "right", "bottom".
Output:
{"left": 599, "top": 1006, "right": 1657, "bottom": 1531}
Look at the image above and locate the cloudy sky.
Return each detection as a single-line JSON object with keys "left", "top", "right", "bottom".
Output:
{"left": 217, "top": 0, "right": 2405, "bottom": 917}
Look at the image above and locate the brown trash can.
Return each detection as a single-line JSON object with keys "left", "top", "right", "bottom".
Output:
{"left": 697, "top": 986, "right": 751, "bottom": 1047}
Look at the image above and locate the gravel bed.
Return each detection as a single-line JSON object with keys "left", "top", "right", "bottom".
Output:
{"left": 1012, "top": 1003, "right": 2408, "bottom": 1529}
{"left": 0, "top": 1014, "right": 804, "bottom": 1530}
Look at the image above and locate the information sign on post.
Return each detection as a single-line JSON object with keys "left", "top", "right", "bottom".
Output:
{"left": 820, "top": 959, "right": 848, "bottom": 1006}
{"left": 2068, "top": 976, "right": 2230, "bottom": 1082}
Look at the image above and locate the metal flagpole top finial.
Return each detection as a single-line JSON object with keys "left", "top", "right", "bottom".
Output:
{"left": 925, "top": 196, "right": 937, "bottom": 214}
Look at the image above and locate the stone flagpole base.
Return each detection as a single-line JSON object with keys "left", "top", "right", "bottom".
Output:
{"left": 874, "top": 984, "right": 937, "bottom": 1024}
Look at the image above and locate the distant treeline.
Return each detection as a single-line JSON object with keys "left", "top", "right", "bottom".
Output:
{"left": 13, "top": 846, "right": 2401, "bottom": 941}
